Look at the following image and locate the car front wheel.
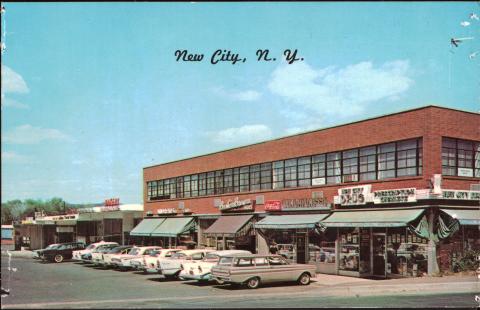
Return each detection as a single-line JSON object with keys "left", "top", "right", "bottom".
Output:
{"left": 246, "top": 277, "right": 260, "bottom": 289}
{"left": 298, "top": 272, "right": 311, "bottom": 285}
{"left": 54, "top": 254, "right": 64, "bottom": 263}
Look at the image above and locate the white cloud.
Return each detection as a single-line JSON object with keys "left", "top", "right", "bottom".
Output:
{"left": 206, "top": 124, "right": 273, "bottom": 145}
{"left": 1, "top": 96, "right": 29, "bottom": 109}
{"left": 3, "top": 124, "right": 72, "bottom": 144}
{"left": 1, "top": 65, "right": 29, "bottom": 94}
{"left": 1, "top": 151, "right": 31, "bottom": 163}
{"left": 268, "top": 60, "right": 413, "bottom": 118}
{"left": 213, "top": 87, "right": 262, "bottom": 102}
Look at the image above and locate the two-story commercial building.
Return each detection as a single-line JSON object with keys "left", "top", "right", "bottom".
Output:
{"left": 139, "top": 105, "right": 479, "bottom": 278}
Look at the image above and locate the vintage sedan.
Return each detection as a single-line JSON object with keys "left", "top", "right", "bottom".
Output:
{"left": 179, "top": 250, "right": 251, "bottom": 282}
{"left": 100, "top": 245, "right": 133, "bottom": 268}
{"left": 91, "top": 243, "right": 120, "bottom": 266}
{"left": 111, "top": 246, "right": 162, "bottom": 271}
{"left": 157, "top": 249, "right": 215, "bottom": 279}
{"left": 129, "top": 248, "right": 179, "bottom": 272}
{"left": 143, "top": 249, "right": 183, "bottom": 274}
{"left": 41, "top": 242, "right": 86, "bottom": 263}
{"left": 32, "top": 243, "right": 60, "bottom": 259}
{"left": 211, "top": 254, "right": 316, "bottom": 289}
{"left": 72, "top": 241, "right": 118, "bottom": 262}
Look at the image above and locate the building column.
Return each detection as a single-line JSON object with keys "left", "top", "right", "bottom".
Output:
{"left": 427, "top": 209, "right": 439, "bottom": 275}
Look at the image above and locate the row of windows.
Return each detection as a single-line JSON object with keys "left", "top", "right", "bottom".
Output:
{"left": 442, "top": 137, "right": 480, "bottom": 177}
{"left": 147, "top": 138, "right": 423, "bottom": 201}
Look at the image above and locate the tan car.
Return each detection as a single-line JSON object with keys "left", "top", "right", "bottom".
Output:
{"left": 211, "top": 254, "right": 316, "bottom": 289}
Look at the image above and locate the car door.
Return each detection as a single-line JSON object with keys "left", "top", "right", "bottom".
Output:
{"left": 253, "top": 257, "right": 272, "bottom": 283}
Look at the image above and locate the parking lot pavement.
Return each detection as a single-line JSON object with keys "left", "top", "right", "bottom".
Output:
{"left": 1, "top": 257, "right": 478, "bottom": 309}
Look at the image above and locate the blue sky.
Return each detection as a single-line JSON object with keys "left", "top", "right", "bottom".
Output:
{"left": 1, "top": 2, "right": 479, "bottom": 204}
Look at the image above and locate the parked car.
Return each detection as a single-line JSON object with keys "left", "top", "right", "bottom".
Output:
{"left": 32, "top": 243, "right": 60, "bottom": 259}
{"left": 41, "top": 242, "right": 86, "bottom": 263}
{"left": 211, "top": 254, "right": 316, "bottom": 289}
{"left": 91, "top": 243, "right": 121, "bottom": 266}
{"left": 111, "top": 246, "right": 162, "bottom": 271}
{"left": 72, "top": 241, "right": 117, "bottom": 262}
{"left": 99, "top": 245, "right": 133, "bottom": 268}
{"left": 81, "top": 252, "right": 93, "bottom": 263}
{"left": 277, "top": 244, "right": 295, "bottom": 260}
{"left": 142, "top": 249, "right": 183, "bottom": 274}
{"left": 179, "top": 250, "right": 251, "bottom": 282}
{"left": 129, "top": 247, "right": 168, "bottom": 272}
{"left": 157, "top": 249, "right": 215, "bottom": 279}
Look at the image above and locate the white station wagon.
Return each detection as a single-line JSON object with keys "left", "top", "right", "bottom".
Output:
{"left": 157, "top": 249, "right": 215, "bottom": 279}
{"left": 111, "top": 246, "right": 162, "bottom": 270}
{"left": 179, "top": 250, "right": 251, "bottom": 282}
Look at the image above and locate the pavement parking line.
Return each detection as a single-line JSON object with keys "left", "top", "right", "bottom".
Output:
{"left": 2, "top": 281, "right": 478, "bottom": 309}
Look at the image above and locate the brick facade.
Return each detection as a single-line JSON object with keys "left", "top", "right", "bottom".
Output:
{"left": 143, "top": 106, "right": 480, "bottom": 215}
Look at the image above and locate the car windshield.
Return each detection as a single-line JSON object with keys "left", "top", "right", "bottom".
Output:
{"left": 204, "top": 253, "right": 219, "bottom": 262}
{"left": 218, "top": 257, "right": 233, "bottom": 266}
{"left": 128, "top": 248, "right": 140, "bottom": 255}
{"left": 171, "top": 253, "right": 187, "bottom": 259}
{"left": 86, "top": 244, "right": 96, "bottom": 250}
{"left": 46, "top": 244, "right": 59, "bottom": 250}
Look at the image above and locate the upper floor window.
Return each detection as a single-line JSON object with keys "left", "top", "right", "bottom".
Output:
{"left": 442, "top": 137, "right": 480, "bottom": 177}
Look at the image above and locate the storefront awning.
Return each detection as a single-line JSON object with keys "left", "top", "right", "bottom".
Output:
{"left": 320, "top": 209, "right": 425, "bottom": 228}
{"left": 204, "top": 215, "right": 254, "bottom": 236}
{"left": 441, "top": 209, "right": 480, "bottom": 226}
{"left": 255, "top": 214, "right": 328, "bottom": 229}
{"left": 151, "top": 217, "right": 195, "bottom": 237}
{"left": 130, "top": 218, "right": 166, "bottom": 236}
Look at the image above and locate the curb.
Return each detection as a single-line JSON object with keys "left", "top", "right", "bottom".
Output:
{"left": 1, "top": 251, "right": 33, "bottom": 259}
{"left": 312, "top": 281, "right": 479, "bottom": 297}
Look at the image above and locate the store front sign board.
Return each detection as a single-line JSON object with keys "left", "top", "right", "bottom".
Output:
{"left": 157, "top": 208, "right": 178, "bottom": 214}
{"left": 442, "top": 190, "right": 480, "bottom": 200}
{"left": 336, "top": 185, "right": 372, "bottom": 206}
{"left": 264, "top": 198, "right": 329, "bottom": 211}
{"left": 373, "top": 188, "right": 417, "bottom": 204}
{"left": 217, "top": 197, "right": 255, "bottom": 212}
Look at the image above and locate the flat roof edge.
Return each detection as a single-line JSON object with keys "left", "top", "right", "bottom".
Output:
{"left": 144, "top": 105, "right": 479, "bottom": 170}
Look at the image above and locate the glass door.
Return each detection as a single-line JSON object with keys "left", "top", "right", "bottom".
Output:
{"left": 295, "top": 233, "right": 307, "bottom": 264}
{"left": 372, "top": 233, "right": 386, "bottom": 277}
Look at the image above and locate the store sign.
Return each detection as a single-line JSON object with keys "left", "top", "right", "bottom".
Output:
{"left": 281, "top": 198, "right": 329, "bottom": 211}
{"left": 99, "top": 206, "right": 120, "bottom": 212}
{"left": 442, "top": 190, "right": 480, "bottom": 200}
{"left": 157, "top": 208, "right": 178, "bottom": 214}
{"left": 457, "top": 168, "right": 474, "bottom": 177}
{"left": 337, "top": 185, "right": 372, "bottom": 206}
{"left": 373, "top": 188, "right": 417, "bottom": 204}
{"left": 264, "top": 200, "right": 282, "bottom": 211}
{"left": 104, "top": 198, "right": 120, "bottom": 206}
{"left": 77, "top": 208, "right": 96, "bottom": 214}
{"left": 312, "top": 177, "right": 326, "bottom": 186}
{"left": 217, "top": 197, "right": 254, "bottom": 212}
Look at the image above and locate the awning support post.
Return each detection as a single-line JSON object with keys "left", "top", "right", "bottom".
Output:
{"left": 427, "top": 209, "right": 439, "bottom": 276}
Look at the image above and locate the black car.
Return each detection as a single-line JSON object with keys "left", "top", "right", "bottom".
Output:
{"left": 41, "top": 242, "right": 86, "bottom": 263}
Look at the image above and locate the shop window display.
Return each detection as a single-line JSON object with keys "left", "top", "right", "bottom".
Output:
{"left": 308, "top": 229, "right": 336, "bottom": 265}
{"left": 387, "top": 228, "right": 428, "bottom": 277}
{"left": 339, "top": 228, "right": 360, "bottom": 272}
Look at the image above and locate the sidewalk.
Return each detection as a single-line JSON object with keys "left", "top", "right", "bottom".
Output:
{"left": 311, "top": 273, "right": 479, "bottom": 297}
{"left": 1, "top": 249, "right": 33, "bottom": 259}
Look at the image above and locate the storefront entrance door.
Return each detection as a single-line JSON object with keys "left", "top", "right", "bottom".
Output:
{"left": 296, "top": 233, "right": 307, "bottom": 264}
{"left": 372, "top": 234, "right": 386, "bottom": 277}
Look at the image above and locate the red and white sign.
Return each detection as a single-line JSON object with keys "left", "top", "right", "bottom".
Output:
{"left": 264, "top": 200, "right": 281, "bottom": 211}
{"left": 104, "top": 198, "right": 120, "bottom": 206}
